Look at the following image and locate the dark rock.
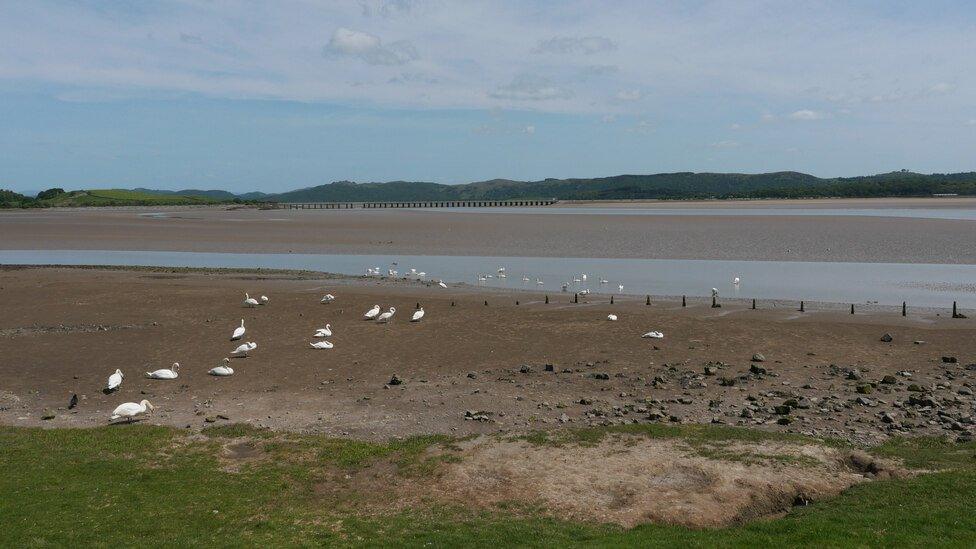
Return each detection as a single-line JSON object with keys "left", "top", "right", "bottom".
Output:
{"left": 776, "top": 417, "right": 792, "bottom": 425}
{"left": 907, "top": 384, "right": 925, "bottom": 393}
{"left": 41, "top": 409, "right": 56, "bottom": 420}
{"left": 591, "top": 373, "right": 610, "bottom": 380}
{"left": 750, "top": 364, "right": 767, "bottom": 375}
{"left": 856, "top": 384, "right": 873, "bottom": 395}
{"left": 704, "top": 365, "right": 719, "bottom": 376}
{"left": 942, "top": 356, "right": 958, "bottom": 364}
{"left": 519, "top": 365, "right": 533, "bottom": 374}
{"left": 881, "top": 375, "right": 897, "bottom": 385}
{"left": 847, "top": 369, "right": 863, "bottom": 381}
{"left": 880, "top": 333, "right": 893, "bottom": 342}
{"left": 388, "top": 374, "right": 403, "bottom": 386}
{"left": 579, "top": 398, "right": 593, "bottom": 405}
{"left": 774, "top": 405, "right": 792, "bottom": 415}
{"left": 752, "top": 353, "right": 766, "bottom": 363}
{"left": 544, "top": 364, "right": 554, "bottom": 372}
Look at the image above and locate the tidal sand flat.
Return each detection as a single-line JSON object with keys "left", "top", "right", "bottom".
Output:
{"left": 2, "top": 198, "right": 976, "bottom": 263}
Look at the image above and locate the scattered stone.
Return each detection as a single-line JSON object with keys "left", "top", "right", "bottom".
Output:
{"left": 881, "top": 375, "right": 897, "bottom": 385}
{"left": 463, "top": 410, "right": 493, "bottom": 422}
{"left": 942, "top": 356, "right": 958, "bottom": 364}
{"left": 749, "top": 364, "right": 767, "bottom": 376}
{"left": 776, "top": 417, "right": 792, "bottom": 425}
{"left": 880, "top": 333, "right": 893, "bottom": 343}
{"left": 388, "top": 374, "right": 403, "bottom": 386}
{"left": 907, "top": 384, "right": 925, "bottom": 393}
{"left": 751, "top": 353, "right": 766, "bottom": 363}
{"left": 856, "top": 384, "right": 873, "bottom": 395}
{"left": 544, "top": 364, "right": 555, "bottom": 372}
{"left": 703, "top": 365, "right": 719, "bottom": 376}
{"left": 847, "top": 369, "right": 863, "bottom": 381}
{"left": 519, "top": 365, "right": 534, "bottom": 374}
{"left": 41, "top": 409, "right": 56, "bottom": 420}
{"left": 591, "top": 373, "right": 610, "bottom": 380}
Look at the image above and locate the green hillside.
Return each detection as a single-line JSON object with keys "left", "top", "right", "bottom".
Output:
{"left": 34, "top": 189, "right": 221, "bottom": 207}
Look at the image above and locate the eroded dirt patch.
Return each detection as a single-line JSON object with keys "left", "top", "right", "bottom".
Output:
{"left": 424, "top": 435, "right": 904, "bottom": 528}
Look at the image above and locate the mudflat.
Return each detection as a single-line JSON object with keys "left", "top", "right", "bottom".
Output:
{"left": 1, "top": 199, "right": 975, "bottom": 263}
{"left": 2, "top": 266, "right": 974, "bottom": 445}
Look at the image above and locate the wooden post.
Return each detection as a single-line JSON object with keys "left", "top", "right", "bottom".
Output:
{"left": 799, "top": 301, "right": 804, "bottom": 312}
{"left": 711, "top": 296, "right": 718, "bottom": 308}
{"left": 682, "top": 295, "right": 686, "bottom": 307}
{"left": 451, "top": 301, "right": 455, "bottom": 307}
{"left": 902, "top": 301, "right": 906, "bottom": 316}
{"left": 416, "top": 302, "right": 421, "bottom": 310}
{"left": 516, "top": 300, "right": 519, "bottom": 306}
{"left": 646, "top": 295, "right": 650, "bottom": 306}
{"left": 850, "top": 304, "right": 855, "bottom": 315}
{"left": 751, "top": 298, "right": 756, "bottom": 310}
{"left": 484, "top": 300, "right": 488, "bottom": 306}
{"left": 545, "top": 295, "right": 549, "bottom": 304}
{"left": 574, "top": 293, "right": 578, "bottom": 304}
{"left": 610, "top": 295, "right": 614, "bottom": 304}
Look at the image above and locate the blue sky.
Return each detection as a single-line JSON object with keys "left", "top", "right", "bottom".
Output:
{"left": 1, "top": 0, "right": 975, "bottom": 194}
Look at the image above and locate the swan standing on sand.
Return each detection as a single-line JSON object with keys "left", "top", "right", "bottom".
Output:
{"left": 364, "top": 304, "right": 381, "bottom": 319}
{"left": 243, "top": 293, "right": 259, "bottom": 308}
{"left": 437, "top": 281, "right": 448, "bottom": 288}
{"left": 310, "top": 340, "right": 334, "bottom": 349}
{"left": 146, "top": 363, "right": 179, "bottom": 379}
{"left": 411, "top": 307, "right": 425, "bottom": 322}
{"left": 321, "top": 294, "right": 335, "bottom": 303}
{"left": 209, "top": 358, "right": 234, "bottom": 376}
{"left": 106, "top": 369, "right": 124, "bottom": 391}
{"left": 260, "top": 295, "right": 269, "bottom": 305}
{"left": 314, "top": 324, "right": 332, "bottom": 337}
{"left": 607, "top": 314, "right": 618, "bottom": 321}
{"left": 111, "top": 400, "right": 154, "bottom": 422}
{"left": 376, "top": 307, "right": 396, "bottom": 323}
{"left": 711, "top": 288, "right": 719, "bottom": 297}
{"left": 232, "top": 342, "right": 257, "bottom": 357}
{"left": 231, "top": 319, "right": 245, "bottom": 341}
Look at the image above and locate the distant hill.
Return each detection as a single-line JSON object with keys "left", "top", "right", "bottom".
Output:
{"left": 262, "top": 170, "right": 976, "bottom": 202}
{"left": 4, "top": 170, "right": 976, "bottom": 208}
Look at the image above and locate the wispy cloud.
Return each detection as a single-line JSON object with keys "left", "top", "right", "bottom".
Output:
{"left": 533, "top": 36, "right": 616, "bottom": 55}
{"left": 489, "top": 74, "right": 571, "bottom": 101}
{"left": 788, "top": 109, "right": 826, "bottom": 121}
{"left": 325, "top": 28, "right": 418, "bottom": 66}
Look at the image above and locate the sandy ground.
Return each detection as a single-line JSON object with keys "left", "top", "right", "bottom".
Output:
{"left": 2, "top": 201, "right": 975, "bottom": 263}
{"left": 2, "top": 267, "right": 974, "bottom": 445}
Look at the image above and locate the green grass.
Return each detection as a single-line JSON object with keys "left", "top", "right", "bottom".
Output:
{"left": 36, "top": 189, "right": 222, "bottom": 207}
{"left": 2, "top": 425, "right": 976, "bottom": 547}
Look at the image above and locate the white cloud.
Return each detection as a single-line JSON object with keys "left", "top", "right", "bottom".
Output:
{"left": 325, "top": 27, "right": 418, "bottom": 66}
{"left": 615, "top": 89, "right": 642, "bottom": 101}
{"left": 760, "top": 113, "right": 775, "bottom": 122}
{"left": 788, "top": 109, "right": 825, "bottom": 121}
{"left": 522, "top": 125, "right": 535, "bottom": 134}
{"left": 600, "top": 114, "right": 617, "bottom": 123}
{"left": 966, "top": 119, "right": 976, "bottom": 126}
{"left": 533, "top": 36, "right": 616, "bottom": 55}
{"left": 729, "top": 123, "right": 741, "bottom": 130}
{"left": 627, "top": 119, "right": 653, "bottom": 134}
{"left": 489, "top": 74, "right": 571, "bottom": 101}
{"left": 710, "top": 140, "right": 740, "bottom": 148}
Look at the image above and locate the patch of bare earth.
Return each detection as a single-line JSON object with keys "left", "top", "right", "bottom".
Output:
{"left": 420, "top": 435, "right": 904, "bottom": 528}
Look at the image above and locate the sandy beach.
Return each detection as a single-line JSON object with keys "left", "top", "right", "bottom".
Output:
{"left": 2, "top": 266, "right": 974, "bottom": 445}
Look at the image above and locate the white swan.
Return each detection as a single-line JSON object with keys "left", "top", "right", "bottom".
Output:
{"left": 498, "top": 267, "right": 506, "bottom": 273}
{"left": 146, "top": 363, "right": 179, "bottom": 379}
{"left": 536, "top": 278, "right": 544, "bottom": 285}
{"left": 231, "top": 319, "right": 245, "bottom": 341}
{"left": 259, "top": 295, "right": 269, "bottom": 305}
{"left": 310, "top": 340, "right": 334, "bottom": 349}
{"left": 599, "top": 278, "right": 608, "bottom": 284}
{"left": 209, "top": 358, "right": 234, "bottom": 376}
{"left": 232, "top": 342, "right": 256, "bottom": 357}
{"left": 711, "top": 288, "right": 719, "bottom": 297}
{"left": 314, "top": 324, "right": 332, "bottom": 337}
{"left": 110, "top": 399, "right": 154, "bottom": 421}
{"left": 321, "top": 294, "right": 336, "bottom": 303}
{"left": 579, "top": 289, "right": 591, "bottom": 295}
{"left": 106, "top": 369, "right": 123, "bottom": 391}
{"left": 364, "top": 304, "right": 381, "bottom": 319}
{"left": 243, "top": 292, "right": 259, "bottom": 308}
{"left": 522, "top": 275, "right": 530, "bottom": 282}
{"left": 411, "top": 308, "right": 424, "bottom": 322}
{"left": 376, "top": 307, "right": 396, "bottom": 323}
{"left": 733, "top": 276, "right": 741, "bottom": 285}
{"left": 642, "top": 331, "right": 664, "bottom": 339}
{"left": 618, "top": 284, "right": 624, "bottom": 292}
{"left": 437, "top": 281, "right": 447, "bottom": 288}
{"left": 607, "top": 314, "right": 618, "bottom": 321}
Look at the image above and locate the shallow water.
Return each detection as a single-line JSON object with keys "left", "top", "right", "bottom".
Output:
{"left": 425, "top": 207, "right": 976, "bottom": 221}
{"left": 2, "top": 249, "right": 974, "bottom": 309}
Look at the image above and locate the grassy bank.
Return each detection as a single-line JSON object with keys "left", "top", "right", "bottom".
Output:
{"left": 2, "top": 424, "right": 975, "bottom": 547}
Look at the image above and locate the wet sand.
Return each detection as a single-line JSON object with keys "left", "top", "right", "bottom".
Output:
{"left": 2, "top": 266, "right": 974, "bottom": 444}
{"left": 1, "top": 200, "right": 975, "bottom": 263}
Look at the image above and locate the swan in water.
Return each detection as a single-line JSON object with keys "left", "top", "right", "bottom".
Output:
{"left": 522, "top": 275, "right": 530, "bottom": 282}
{"left": 579, "top": 289, "right": 591, "bottom": 295}
{"left": 259, "top": 295, "right": 269, "bottom": 305}
{"left": 642, "top": 331, "right": 664, "bottom": 339}
{"left": 732, "top": 276, "right": 741, "bottom": 285}
{"left": 498, "top": 267, "right": 506, "bottom": 273}
{"left": 599, "top": 278, "right": 609, "bottom": 284}
{"left": 232, "top": 342, "right": 257, "bottom": 357}
{"left": 582, "top": 274, "right": 588, "bottom": 281}
{"left": 111, "top": 399, "right": 154, "bottom": 422}
{"left": 231, "top": 319, "right": 245, "bottom": 341}
{"left": 477, "top": 274, "right": 488, "bottom": 282}
{"left": 106, "top": 369, "right": 124, "bottom": 391}
{"left": 209, "top": 358, "right": 234, "bottom": 376}
{"left": 310, "top": 340, "right": 334, "bottom": 349}
{"left": 437, "top": 281, "right": 447, "bottom": 288}
{"left": 417, "top": 272, "right": 426, "bottom": 279}
{"left": 364, "top": 304, "right": 381, "bottom": 319}
{"left": 321, "top": 294, "right": 335, "bottom": 303}
{"left": 146, "top": 363, "right": 179, "bottom": 379}
{"left": 411, "top": 307, "right": 425, "bottom": 322}
{"left": 618, "top": 284, "right": 624, "bottom": 292}
{"left": 376, "top": 307, "right": 396, "bottom": 323}
{"left": 314, "top": 324, "right": 332, "bottom": 337}
{"left": 536, "top": 278, "right": 544, "bottom": 285}
{"left": 243, "top": 293, "right": 259, "bottom": 308}
{"left": 607, "top": 314, "right": 618, "bottom": 321}
{"left": 498, "top": 273, "right": 507, "bottom": 279}
{"left": 573, "top": 277, "right": 581, "bottom": 284}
